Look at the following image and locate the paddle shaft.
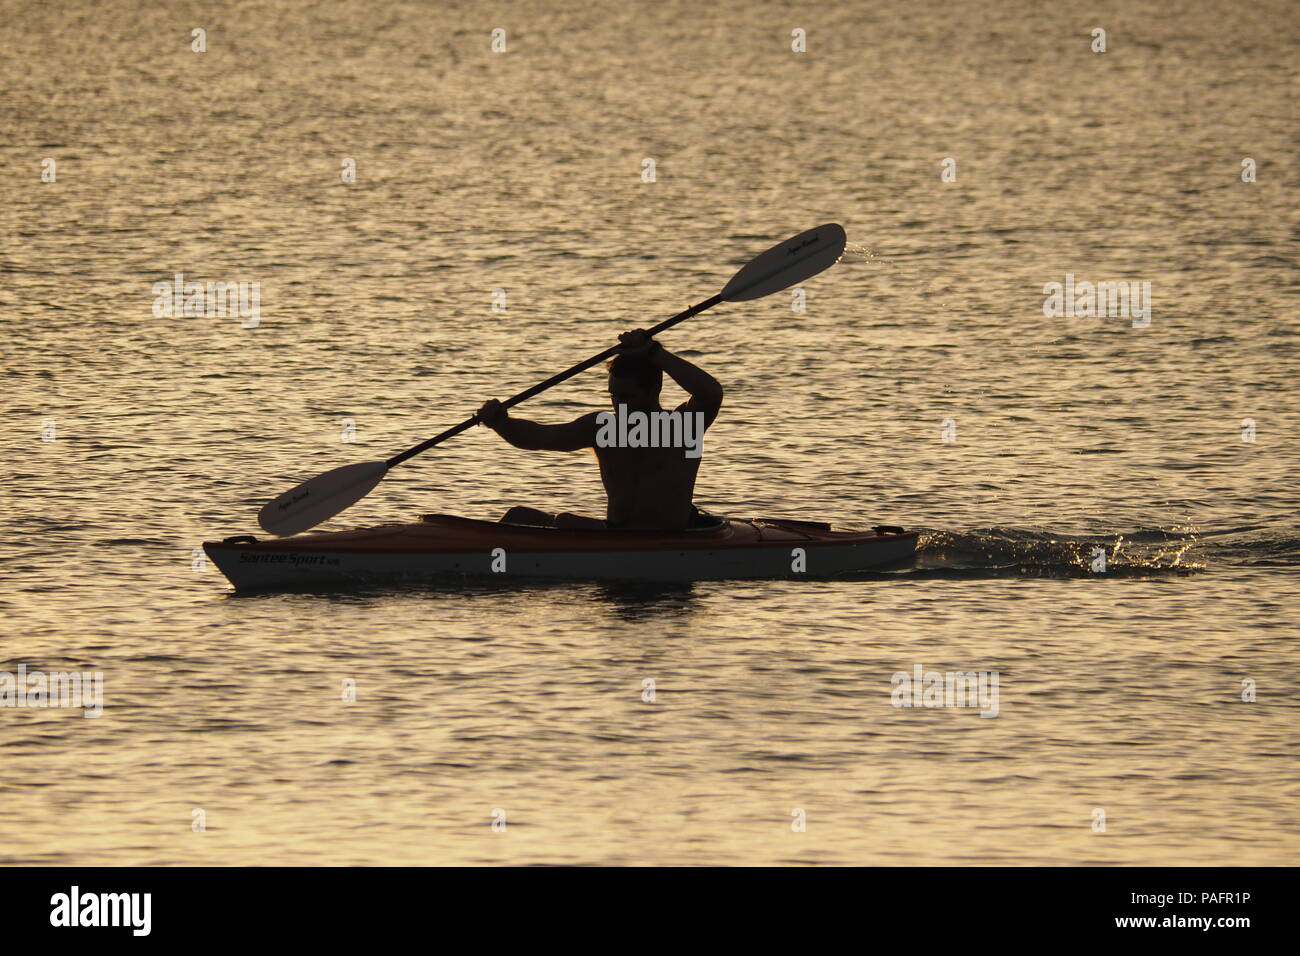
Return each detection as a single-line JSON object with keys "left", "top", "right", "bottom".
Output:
{"left": 386, "top": 292, "right": 724, "bottom": 468}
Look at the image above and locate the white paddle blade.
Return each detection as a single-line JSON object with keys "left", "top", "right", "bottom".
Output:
{"left": 720, "top": 223, "right": 846, "bottom": 302}
{"left": 257, "top": 461, "right": 388, "bottom": 536}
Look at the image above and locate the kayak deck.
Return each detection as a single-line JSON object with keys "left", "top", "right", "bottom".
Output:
{"left": 202, "top": 513, "right": 918, "bottom": 590}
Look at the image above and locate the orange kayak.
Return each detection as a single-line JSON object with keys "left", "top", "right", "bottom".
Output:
{"left": 202, "top": 513, "right": 918, "bottom": 590}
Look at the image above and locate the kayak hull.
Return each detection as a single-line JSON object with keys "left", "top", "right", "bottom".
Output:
{"left": 202, "top": 514, "right": 918, "bottom": 591}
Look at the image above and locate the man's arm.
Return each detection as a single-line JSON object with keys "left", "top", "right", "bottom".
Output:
{"left": 477, "top": 401, "right": 599, "bottom": 451}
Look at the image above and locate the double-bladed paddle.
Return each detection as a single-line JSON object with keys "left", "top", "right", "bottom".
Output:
{"left": 257, "top": 223, "right": 847, "bottom": 536}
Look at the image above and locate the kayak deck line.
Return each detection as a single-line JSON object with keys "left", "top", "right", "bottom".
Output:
{"left": 212, "top": 513, "right": 915, "bottom": 553}
{"left": 201, "top": 513, "right": 919, "bottom": 590}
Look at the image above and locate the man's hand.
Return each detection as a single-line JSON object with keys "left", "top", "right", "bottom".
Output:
{"left": 477, "top": 398, "right": 507, "bottom": 427}
{"left": 616, "top": 328, "right": 661, "bottom": 359}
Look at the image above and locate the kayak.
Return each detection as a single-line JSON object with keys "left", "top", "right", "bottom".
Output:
{"left": 204, "top": 514, "right": 918, "bottom": 590}
{"left": 203, "top": 513, "right": 918, "bottom": 591}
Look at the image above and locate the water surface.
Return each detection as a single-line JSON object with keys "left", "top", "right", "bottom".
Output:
{"left": 2, "top": 0, "right": 1298, "bottom": 865}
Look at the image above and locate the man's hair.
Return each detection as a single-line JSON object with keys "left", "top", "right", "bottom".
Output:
{"left": 606, "top": 355, "right": 662, "bottom": 394}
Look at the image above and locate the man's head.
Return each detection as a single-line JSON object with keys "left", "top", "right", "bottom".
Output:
{"left": 606, "top": 354, "right": 662, "bottom": 411}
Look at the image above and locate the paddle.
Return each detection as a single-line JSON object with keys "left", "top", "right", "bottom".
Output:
{"left": 257, "top": 223, "right": 847, "bottom": 536}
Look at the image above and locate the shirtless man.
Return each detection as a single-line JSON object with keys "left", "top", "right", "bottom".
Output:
{"left": 475, "top": 329, "right": 724, "bottom": 530}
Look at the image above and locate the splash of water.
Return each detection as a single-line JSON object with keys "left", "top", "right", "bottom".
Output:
{"left": 913, "top": 527, "right": 1207, "bottom": 578}
{"left": 840, "top": 242, "right": 877, "bottom": 262}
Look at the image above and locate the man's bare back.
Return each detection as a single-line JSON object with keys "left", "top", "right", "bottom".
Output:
{"left": 476, "top": 330, "right": 723, "bottom": 530}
